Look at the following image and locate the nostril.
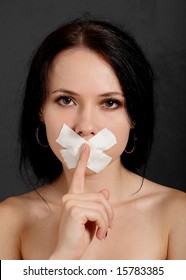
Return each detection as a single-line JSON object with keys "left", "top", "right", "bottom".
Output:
{"left": 78, "top": 130, "right": 95, "bottom": 136}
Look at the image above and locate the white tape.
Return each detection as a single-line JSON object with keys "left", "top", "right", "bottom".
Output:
{"left": 56, "top": 124, "right": 117, "bottom": 173}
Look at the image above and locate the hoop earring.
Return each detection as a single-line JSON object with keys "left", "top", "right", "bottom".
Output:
{"left": 125, "top": 132, "right": 137, "bottom": 154}
{"left": 35, "top": 125, "right": 49, "bottom": 148}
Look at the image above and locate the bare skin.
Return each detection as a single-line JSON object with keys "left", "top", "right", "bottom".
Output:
{"left": 0, "top": 47, "right": 186, "bottom": 259}
{"left": 0, "top": 145, "right": 186, "bottom": 260}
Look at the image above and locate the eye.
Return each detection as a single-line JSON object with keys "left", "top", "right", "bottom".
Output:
{"left": 57, "top": 96, "right": 75, "bottom": 106}
{"left": 103, "top": 99, "right": 121, "bottom": 109}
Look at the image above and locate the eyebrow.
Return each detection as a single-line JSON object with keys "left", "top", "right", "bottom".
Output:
{"left": 52, "top": 89, "right": 80, "bottom": 96}
{"left": 51, "top": 88, "right": 124, "bottom": 97}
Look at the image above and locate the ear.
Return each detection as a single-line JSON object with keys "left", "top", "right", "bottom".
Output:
{"left": 39, "top": 110, "right": 44, "bottom": 123}
{"left": 127, "top": 113, "right": 136, "bottom": 129}
{"left": 130, "top": 120, "right": 136, "bottom": 129}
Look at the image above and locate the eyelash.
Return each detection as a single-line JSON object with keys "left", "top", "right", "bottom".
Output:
{"left": 102, "top": 98, "right": 121, "bottom": 110}
{"left": 56, "top": 95, "right": 122, "bottom": 110}
{"left": 56, "top": 95, "right": 76, "bottom": 106}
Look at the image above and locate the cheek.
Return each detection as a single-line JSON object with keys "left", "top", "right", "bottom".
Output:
{"left": 105, "top": 124, "right": 131, "bottom": 161}
{"left": 113, "top": 130, "right": 129, "bottom": 156}
{"left": 44, "top": 118, "right": 64, "bottom": 162}
{"left": 46, "top": 124, "right": 59, "bottom": 145}
{"left": 42, "top": 106, "right": 73, "bottom": 161}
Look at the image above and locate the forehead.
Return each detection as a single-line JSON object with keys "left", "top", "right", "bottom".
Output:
{"left": 50, "top": 47, "right": 111, "bottom": 71}
{"left": 48, "top": 47, "right": 122, "bottom": 94}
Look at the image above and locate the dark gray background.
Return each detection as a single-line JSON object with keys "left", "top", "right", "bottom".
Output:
{"left": 0, "top": 0, "right": 186, "bottom": 201}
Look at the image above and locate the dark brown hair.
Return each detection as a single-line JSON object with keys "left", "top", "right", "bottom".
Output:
{"left": 19, "top": 17, "right": 154, "bottom": 186}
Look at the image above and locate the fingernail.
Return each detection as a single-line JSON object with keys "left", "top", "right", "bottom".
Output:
{"left": 109, "top": 220, "right": 113, "bottom": 229}
{"left": 83, "top": 143, "right": 88, "bottom": 151}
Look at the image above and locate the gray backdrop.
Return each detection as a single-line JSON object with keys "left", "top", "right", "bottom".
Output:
{"left": 0, "top": 0, "right": 186, "bottom": 201}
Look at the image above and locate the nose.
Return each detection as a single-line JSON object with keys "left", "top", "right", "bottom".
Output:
{"left": 74, "top": 106, "right": 98, "bottom": 138}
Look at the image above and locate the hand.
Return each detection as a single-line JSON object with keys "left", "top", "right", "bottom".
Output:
{"left": 50, "top": 144, "right": 114, "bottom": 259}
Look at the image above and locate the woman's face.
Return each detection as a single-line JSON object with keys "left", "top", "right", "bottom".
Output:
{"left": 42, "top": 47, "right": 131, "bottom": 171}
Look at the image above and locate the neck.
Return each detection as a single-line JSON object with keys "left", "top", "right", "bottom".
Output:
{"left": 56, "top": 159, "right": 141, "bottom": 204}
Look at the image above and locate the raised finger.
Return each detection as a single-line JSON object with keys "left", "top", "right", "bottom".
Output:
{"left": 69, "top": 143, "right": 90, "bottom": 194}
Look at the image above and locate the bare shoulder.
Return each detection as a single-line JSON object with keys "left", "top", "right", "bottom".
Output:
{"left": 0, "top": 188, "right": 52, "bottom": 226}
{"left": 144, "top": 178, "right": 186, "bottom": 211}
{"left": 0, "top": 189, "right": 50, "bottom": 259}
{"left": 144, "top": 179, "right": 186, "bottom": 259}
{"left": 0, "top": 195, "right": 28, "bottom": 259}
{"left": 0, "top": 195, "right": 28, "bottom": 226}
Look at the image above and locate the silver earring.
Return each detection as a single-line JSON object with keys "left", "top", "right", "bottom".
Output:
{"left": 125, "top": 132, "right": 137, "bottom": 154}
{"left": 35, "top": 125, "right": 49, "bottom": 148}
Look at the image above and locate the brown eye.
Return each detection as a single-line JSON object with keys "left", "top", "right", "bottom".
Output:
{"left": 104, "top": 99, "right": 120, "bottom": 109}
{"left": 57, "top": 96, "right": 74, "bottom": 106}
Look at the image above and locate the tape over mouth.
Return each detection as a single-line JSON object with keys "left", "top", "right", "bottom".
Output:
{"left": 56, "top": 124, "right": 117, "bottom": 173}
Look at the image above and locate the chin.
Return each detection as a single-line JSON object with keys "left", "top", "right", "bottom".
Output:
{"left": 85, "top": 165, "right": 110, "bottom": 176}
{"left": 85, "top": 167, "right": 97, "bottom": 176}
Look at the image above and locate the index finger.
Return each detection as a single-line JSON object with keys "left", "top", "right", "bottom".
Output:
{"left": 69, "top": 143, "right": 90, "bottom": 194}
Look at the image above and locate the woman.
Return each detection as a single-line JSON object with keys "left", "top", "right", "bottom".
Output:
{"left": 0, "top": 17, "right": 186, "bottom": 260}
